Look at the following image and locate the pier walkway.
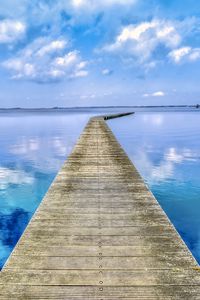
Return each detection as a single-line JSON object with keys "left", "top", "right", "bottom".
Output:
{"left": 0, "top": 114, "right": 200, "bottom": 299}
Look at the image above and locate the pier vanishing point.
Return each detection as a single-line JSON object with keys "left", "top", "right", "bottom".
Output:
{"left": 0, "top": 113, "right": 200, "bottom": 299}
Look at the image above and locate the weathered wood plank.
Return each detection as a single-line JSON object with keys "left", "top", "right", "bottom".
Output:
{"left": 6, "top": 255, "right": 195, "bottom": 270}
{"left": 1, "top": 269, "right": 200, "bottom": 286}
{"left": 1, "top": 285, "right": 199, "bottom": 300}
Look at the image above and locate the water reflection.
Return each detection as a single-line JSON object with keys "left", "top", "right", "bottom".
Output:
{"left": 0, "top": 112, "right": 93, "bottom": 269}
{"left": 109, "top": 112, "right": 200, "bottom": 263}
{"left": 0, "top": 209, "right": 29, "bottom": 267}
{"left": 1, "top": 111, "right": 200, "bottom": 268}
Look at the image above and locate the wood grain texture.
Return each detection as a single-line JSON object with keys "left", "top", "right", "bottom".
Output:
{"left": 0, "top": 115, "right": 199, "bottom": 299}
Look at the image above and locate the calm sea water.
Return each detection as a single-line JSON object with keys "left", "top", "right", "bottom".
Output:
{"left": 0, "top": 110, "right": 200, "bottom": 268}
{"left": 108, "top": 112, "right": 200, "bottom": 263}
{"left": 0, "top": 111, "right": 95, "bottom": 268}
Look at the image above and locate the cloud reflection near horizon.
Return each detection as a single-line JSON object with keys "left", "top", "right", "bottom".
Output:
{"left": 0, "top": 112, "right": 92, "bottom": 268}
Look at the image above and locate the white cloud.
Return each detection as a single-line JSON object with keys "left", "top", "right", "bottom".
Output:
{"left": 47, "top": 69, "right": 66, "bottom": 79}
{"left": 143, "top": 91, "right": 165, "bottom": 97}
{"left": 152, "top": 91, "right": 165, "bottom": 97}
{"left": 0, "top": 19, "right": 26, "bottom": 44}
{"left": 3, "top": 58, "right": 36, "bottom": 80}
{"left": 54, "top": 51, "right": 79, "bottom": 68}
{"left": 54, "top": 51, "right": 89, "bottom": 78}
{"left": 3, "top": 58, "right": 23, "bottom": 71}
{"left": 102, "top": 69, "right": 112, "bottom": 75}
{"left": 3, "top": 59, "right": 36, "bottom": 79}
{"left": 102, "top": 17, "right": 200, "bottom": 68}
{"left": 103, "top": 19, "right": 181, "bottom": 63}
{"left": 169, "top": 46, "right": 191, "bottom": 63}
{"left": 0, "top": 167, "right": 34, "bottom": 190}
{"left": 0, "top": 0, "right": 138, "bottom": 26}
{"left": 2, "top": 37, "right": 88, "bottom": 82}
{"left": 36, "top": 40, "right": 67, "bottom": 57}
{"left": 71, "top": 0, "right": 137, "bottom": 10}
{"left": 71, "top": 69, "right": 89, "bottom": 78}
{"left": 80, "top": 93, "right": 96, "bottom": 99}
{"left": 77, "top": 61, "right": 88, "bottom": 69}
{"left": 169, "top": 46, "right": 200, "bottom": 63}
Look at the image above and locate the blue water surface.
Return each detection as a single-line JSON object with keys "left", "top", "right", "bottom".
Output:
{"left": 0, "top": 110, "right": 200, "bottom": 268}
{"left": 0, "top": 111, "right": 95, "bottom": 268}
{"left": 108, "top": 112, "right": 200, "bottom": 263}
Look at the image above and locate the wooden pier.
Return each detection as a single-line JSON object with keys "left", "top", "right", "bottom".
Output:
{"left": 0, "top": 114, "right": 200, "bottom": 299}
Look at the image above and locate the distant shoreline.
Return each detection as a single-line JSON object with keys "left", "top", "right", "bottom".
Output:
{"left": 0, "top": 105, "right": 199, "bottom": 111}
{"left": 0, "top": 105, "right": 199, "bottom": 114}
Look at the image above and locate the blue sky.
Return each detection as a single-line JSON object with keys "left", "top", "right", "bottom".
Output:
{"left": 0, "top": 0, "right": 200, "bottom": 107}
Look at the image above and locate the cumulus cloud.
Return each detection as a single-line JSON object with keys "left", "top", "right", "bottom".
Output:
{"left": 169, "top": 46, "right": 200, "bottom": 63}
{"left": 102, "top": 68, "right": 113, "bottom": 75}
{"left": 54, "top": 51, "right": 78, "bottom": 67}
{"left": 53, "top": 50, "right": 89, "bottom": 78}
{"left": 0, "top": 1, "right": 199, "bottom": 86}
{"left": 36, "top": 40, "right": 67, "bottom": 57}
{"left": 70, "top": 69, "right": 89, "bottom": 78}
{"left": 2, "top": 37, "right": 88, "bottom": 82}
{"left": 102, "top": 17, "right": 200, "bottom": 68}
{"left": 143, "top": 91, "right": 165, "bottom": 97}
{"left": 103, "top": 19, "right": 181, "bottom": 63}
{"left": 5, "top": 0, "right": 137, "bottom": 17}
{"left": 0, "top": 0, "right": 139, "bottom": 33}
{"left": 71, "top": 0, "right": 137, "bottom": 10}
{"left": 152, "top": 91, "right": 165, "bottom": 97}
{"left": 0, "top": 19, "right": 26, "bottom": 44}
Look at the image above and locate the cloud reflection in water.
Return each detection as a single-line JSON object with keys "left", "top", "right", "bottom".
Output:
{"left": 109, "top": 112, "right": 200, "bottom": 263}
{"left": 0, "top": 112, "right": 92, "bottom": 269}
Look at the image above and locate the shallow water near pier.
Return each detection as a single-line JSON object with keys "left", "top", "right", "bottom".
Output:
{"left": 0, "top": 111, "right": 94, "bottom": 268}
{"left": 0, "top": 110, "right": 200, "bottom": 268}
{"left": 109, "top": 112, "right": 200, "bottom": 264}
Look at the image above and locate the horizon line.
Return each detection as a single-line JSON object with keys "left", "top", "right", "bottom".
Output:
{"left": 0, "top": 104, "right": 200, "bottom": 110}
